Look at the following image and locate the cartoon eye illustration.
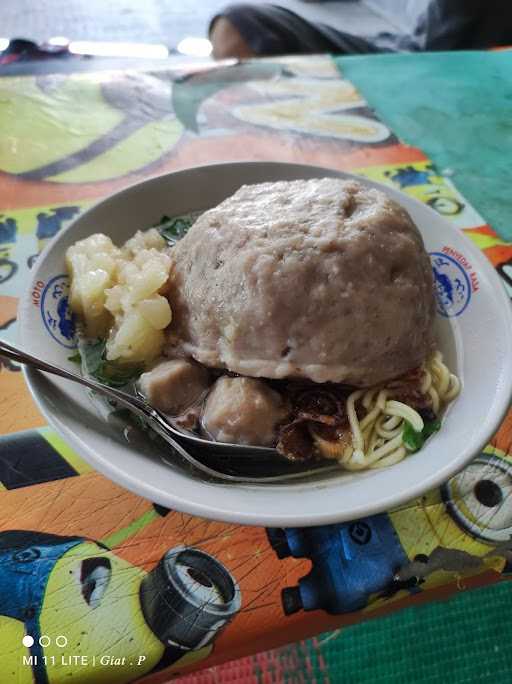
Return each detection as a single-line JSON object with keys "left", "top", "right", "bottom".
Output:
{"left": 426, "top": 196, "right": 464, "bottom": 216}
{"left": 0, "top": 257, "right": 18, "bottom": 285}
{"left": 80, "top": 556, "right": 112, "bottom": 609}
{"left": 442, "top": 454, "right": 512, "bottom": 543}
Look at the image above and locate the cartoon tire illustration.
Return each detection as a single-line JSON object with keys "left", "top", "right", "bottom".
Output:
{"left": 0, "top": 534, "right": 241, "bottom": 683}
{"left": 140, "top": 546, "right": 241, "bottom": 653}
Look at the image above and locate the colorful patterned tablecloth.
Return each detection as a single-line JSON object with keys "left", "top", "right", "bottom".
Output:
{"left": 1, "top": 52, "right": 512, "bottom": 684}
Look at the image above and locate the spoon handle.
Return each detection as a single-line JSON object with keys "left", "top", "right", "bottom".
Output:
{"left": 0, "top": 339, "right": 246, "bottom": 480}
{"left": 0, "top": 338, "right": 148, "bottom": 413}
{"left": 0, "top": 339, "right": 338, "bottom": 485}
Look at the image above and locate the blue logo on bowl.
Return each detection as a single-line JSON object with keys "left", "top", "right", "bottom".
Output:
{"left": 40, "top": 274, "right": 77, "bottom": 349}
{"left": 430, "top": 252, "right": 472, "bottom": 318}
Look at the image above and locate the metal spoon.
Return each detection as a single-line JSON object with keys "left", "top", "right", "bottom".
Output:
{"left": 0, "top": 339, "right": 338, "bottom": 485}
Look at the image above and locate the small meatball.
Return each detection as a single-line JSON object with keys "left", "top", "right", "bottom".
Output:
{"left": 202, "top": 376, "right": 289, "bottom": 446}
{"left": 139, "top": 360, "right": 210, "bottom": 415}
{"left": 174, "top": 405, "right": 202, "bottom": 432}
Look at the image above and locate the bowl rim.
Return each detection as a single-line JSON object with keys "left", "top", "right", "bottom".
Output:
{"left": 19, "top": 160, "right": 512, "bottom": 526}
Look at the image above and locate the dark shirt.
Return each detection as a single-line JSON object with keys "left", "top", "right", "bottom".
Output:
{"left": 216, "top": 0, "right": 512, "bottom": 55}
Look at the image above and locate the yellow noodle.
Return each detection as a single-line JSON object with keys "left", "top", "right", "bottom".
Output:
{"left": 361, "top": 423, "right": 374, "bottom": 445}
{"left": 444, "top": 374, "right": 461, "bottom": 401}
{"left": 384, "top": 400, "right": 424, "bottom": 432}
{"left": 367, "top": 427, "right": 382, "bottom": 455}
{"left": 362, "top": 388, "right": 379, "bottom": 410}
{"left": 420, "top": 369, "right": 432, "bottom": 394}
{"left": 351, "top": 449, "right": 367, "bottom": 466}
{"left": 366, "top": 432, "right": 404, "bottom": 464}
{"left": 342, "top": 445, "right": 354, "bottom": 461}
{"left": 346, "top": 389, "right": 365, "bottom": 451}
{"left": 337, "top": 349, "right": 459, "bottom": 472}
{"left": 376, "top": 416, "right": 403, "bottom": 440}
{"left": 360, "top": 390, "right": 388, "bottom": 430}
{"left": 369, "top": 446, "right": 407, "bottom": 469}
{"left": 428, "top": 385, "right": 440, "bottom": 414}
{"left": 432, "top": 359, "right": 450, "bottom": 397}
{"left": 339, "top": 457, "right": 369, "bottom": 472}
{"left": 432, "top": 350, "right": 443, "bottom": 364}
{"left": 382, "top": 415, "right": 402, "bottom": 431}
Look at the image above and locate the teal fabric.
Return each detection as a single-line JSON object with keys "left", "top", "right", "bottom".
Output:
{"left": 335, "top": 51, "right": 512, "bottom": 241}
{"left": 313, "top": 581, "right": 512, "bottom": 683}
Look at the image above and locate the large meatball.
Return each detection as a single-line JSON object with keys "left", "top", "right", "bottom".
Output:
{"left": 166, "top": 178, "right": 435, "bottom": 386}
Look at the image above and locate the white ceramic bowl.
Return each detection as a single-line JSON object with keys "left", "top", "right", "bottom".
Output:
{"left": 18, "top": 162, "right": 512, "bottom": 526}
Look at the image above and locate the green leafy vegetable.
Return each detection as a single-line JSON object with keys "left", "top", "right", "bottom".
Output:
{"left": 68, "top": 352, "right": 82, "bottom": 365}
{"left": 403, "top": 421, "right": 424, "bottom": 452}
{"left": 79, "top": 339, "right": 142, "bottom": 388}
{"left": 422, "top": 418, "right": 441, "bottom": 439}
{"left": 157, "top": 214, "right": 197, "bottom": 244}
{"left": 403, "top": 418, "right": 442, "bottom": 453}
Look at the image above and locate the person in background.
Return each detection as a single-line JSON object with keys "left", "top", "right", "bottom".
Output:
{"left": 209, "top": 0, "right": 512, "bottom": 59}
